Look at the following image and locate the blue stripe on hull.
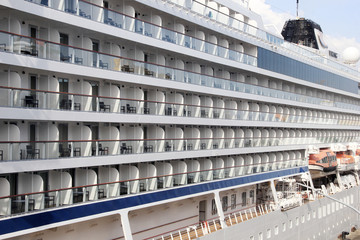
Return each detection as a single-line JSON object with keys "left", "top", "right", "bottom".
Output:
{"left": 0, "top": 167, "right": 308, "bottom": 235}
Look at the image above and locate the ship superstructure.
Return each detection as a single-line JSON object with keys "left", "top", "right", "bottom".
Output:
{"left": 0, "top": 0, "right": 360, "bottom": 240}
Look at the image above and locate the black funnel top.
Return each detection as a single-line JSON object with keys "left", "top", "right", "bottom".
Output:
{"left": 281, "top": 18, "right": 322, "bottom": 49}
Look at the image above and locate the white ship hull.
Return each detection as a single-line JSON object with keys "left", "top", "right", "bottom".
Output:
{"left": 0, "top": 0, "right": 359, "bottom": 239}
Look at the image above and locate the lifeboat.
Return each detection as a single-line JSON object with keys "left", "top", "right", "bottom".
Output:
{"left": 308, "top": 149, "right": 337, "bottom": 173}
{"left": 336, "top": 152, "right": 355, "bottom": 171}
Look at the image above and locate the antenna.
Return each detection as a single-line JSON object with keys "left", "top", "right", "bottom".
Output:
{"left": 296, "top": 0, "right": 299, "bottom": 18}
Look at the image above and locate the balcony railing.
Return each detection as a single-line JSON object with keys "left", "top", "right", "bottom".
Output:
{"left": 145, "top": 204, "right": 274, "bottom": 240}
{"left": 0, "top": 135, "right": 358, "bottom": 161}
{"left": 170, "top": 0, "right": 360, "bottom": 77}
{"left": 0, "top": 30, "right": 359, "bottom": 112}
{"left": 1, "top": 86, "right": 359, "bottom": 126}
{"left": 25, "top": 0, "right": 257, "bottom": 66}
{"left": 25, "top": 0, "right": 360, "bottom": 78}
{"left": 0, "top": 159, "right": 304, "bottom": 217}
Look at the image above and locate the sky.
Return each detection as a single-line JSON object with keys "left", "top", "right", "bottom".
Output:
{"left": 248, "top": 0, "right": 360, "bottom": 55}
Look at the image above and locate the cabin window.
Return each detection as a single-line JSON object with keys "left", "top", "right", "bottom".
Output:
{"left": 250, "top": 190, "right": 255, "bottom": 204}
{"left": 222, "top": 196, "right": 228, "bottom": 211}
{"left": 231, "top": 194, "right": 236, "bottom": 209}
{"left": 211, "top": 199, "right": 217, "bottom": 215}
{"left": 242, "top": 192, "right": 247, "bottom": 206}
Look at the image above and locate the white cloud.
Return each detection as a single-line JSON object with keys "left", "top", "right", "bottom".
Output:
{"left": 249, "top": 0, "right": 292, "bottom": 37}
{"left": 325, "top": 35, "right": 360, "bottom": 55}
{"left": 249, "top": 0, "right": 360, "bottom": 59}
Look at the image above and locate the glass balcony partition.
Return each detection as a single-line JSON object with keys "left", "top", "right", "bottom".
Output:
{"left": 168, "top": 0, "right": 359, "bottom": 77}
{"left": 1, "top": 29, "right": 360, "bottom": 112}
{"left": 0, "top": 157, "right": 306, "bottom": 217}
{"left": 0, "top": 86, "right": 359, "bottom": 127}
{"left": 25, "top": 0, "right": 360, "bottom": 77}
{"left": 25, "top": 0, "right": 256, "bottom": 66}
{"left": 0, "top": 134, "right": 359, "bottom": 161}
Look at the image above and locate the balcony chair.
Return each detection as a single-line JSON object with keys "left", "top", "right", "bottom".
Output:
{"left": 25, "top": 95, "right": 39, "bottom": 108}
{"left": 59, "top": 144, "right": 71, "bottom": 157}
{"left": 99, "top": 60, "right": 108, "bottom": 69}
{"left": 26, "top": 145, "right": 40, "bottom": 159}
{"left": 126, "top": 104, "right": 136, "bottom": 113}
{"left": 99, "top": 102, "right": 110, "bottom": 112}
{"left": 60, "top": 99, "right": 72, "bottom": 110}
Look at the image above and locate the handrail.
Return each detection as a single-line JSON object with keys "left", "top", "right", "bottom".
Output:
{"left": 0, "top": 160, "right": 303, "bottom": 200}
{"left": 171, "top": 0, "right": 360, "bottom": 78}
{"left": 0, "top": 135, "right": 356, "bottom": 144}
{"left": 77, "top": 0, "right": 257, "bottom": 59}
{"left": 1, "top": 29, "right": 360, "bottom": 112}
{"left": 144, "top": 203, "right": 273, "bottom": 240}
{"left": 1, "top": 86, "right": 359, "bottom": 126}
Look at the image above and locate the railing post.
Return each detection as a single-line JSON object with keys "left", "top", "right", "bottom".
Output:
{"left": 55, "top": 190, "right": 60, "bottom": 207}
{"left": 24, "top": 195, "right": 29, "bottom": 212}
{"left": 106, "top": 183, "right": 109, "bottom": 198}
{"left": 7, "top": 196, "right": 11, "bottom": 215}
{"left": 8, "top": 142, "right": 12, "bottom": 161}
{"left": 178, "top": 230, "right": 182, "bottom": 240}
{"left": 254, "top": 207, "right": 258, "bottom": 217}
{"left": 186, "top": 228, "right": 191, "bottom": 239}
{"left": 194, "top": 226, "right": 198, "bottom": 237}
{"left": 10, "top": 89, "right": 14, "bottom": 107}
{"left": 201, "top": 222, "right": 206, "bottom": 235}
{"left": 207, "top": 221, "right": 212, "bottom": 233}
{"left": 82, "top": 187, "right": 86, "bottom": 202}
{"left": 96, "top": 141, "right": 99, "bottom": 156}
{"left": 213, "top": 220, "right": 217, "bottom": 231}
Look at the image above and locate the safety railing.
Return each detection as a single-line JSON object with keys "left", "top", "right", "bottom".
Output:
{"left": 166, "top": 0, "right": 360, "bottom": 77}
{"left": 0, "top": 162, "right": 295, "bottom": 217}
{"left": 25, "top": 0, "right": 257, "bottom": 66}
{"left": 25, "top": 0, "right": 360, "bottom": 77}
{"left": 144, "top": 203, "right": 274, "bottom": 240}
{"left": 1, "top": 86, "right": 359, "bottom": 126}
{"left": 0, "top": 29, "right": 359, "bottom": 112}
{"left": 0, "top": 135, "right": 358, "bottom": 161}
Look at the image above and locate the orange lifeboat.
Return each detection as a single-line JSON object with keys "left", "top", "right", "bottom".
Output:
{"left": 309, "top": 149, "right": 337, "bottom": 172}
{"left": 336, "top": 152, "right": 355, "bottom": 165}
{"left": 356, "top": 149, "right": 360, "bottom": 156}
{"left": 336, "top": 151, "right": 355, "bottom": 171}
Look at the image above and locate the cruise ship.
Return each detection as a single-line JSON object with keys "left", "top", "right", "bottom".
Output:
{"left": 0, "top": 0, "right": 360, "bottom": 239}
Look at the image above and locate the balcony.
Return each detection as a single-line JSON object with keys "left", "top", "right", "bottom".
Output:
{"left": 0, "top": 133, "right": 357, "bottom": 161}
{"left": 24, "top": 0, "right": 257, "bottom": 67}
{"left": 0, "top": 86, "right": 358, "bottom": 126}
{"left": 24, "top": 0, "right": 360, "bottom": 78}
{"left": 0, "top": 157, "right": 305, "bottom": 217}
{"left": 0, "top": 30, "right": 359, "bottom": 112}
